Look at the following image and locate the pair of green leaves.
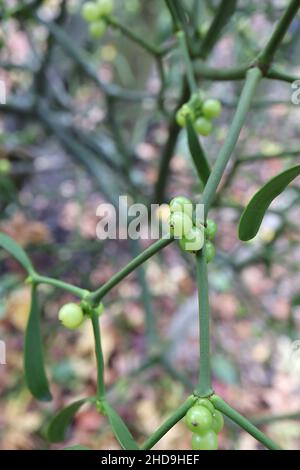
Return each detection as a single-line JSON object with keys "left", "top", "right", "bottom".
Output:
{"left": 238, "top": 165, "right": 300, "bottom": 241}
{"left": 0, "top": 233, "right": 52, "bottom": 401}
{"left": 47, "top": 398, "right": 139, "bottom": 450}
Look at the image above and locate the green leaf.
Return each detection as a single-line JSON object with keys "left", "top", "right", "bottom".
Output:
{"left": 103, "top": 402, "right": 139, "bottom": 450}
{"left": 47, "top": 398, "right": 89, "bottom": 443}
{"left": 24, "top": 285, "right": 52, "bottom": 401}
{"left": 64, "top": 445, "right": 91, "bottom": 450}
{"left": 186, "top": 118, "right": 211, "bottom": 185}
{"left": 238, "top": 165, "right": 300, "bottom": 241}
{"left": 0, "top": 232, "right": 35, "bottom": 274}
{"left": 47, "top": 398, "right": 90, "bottom": 442}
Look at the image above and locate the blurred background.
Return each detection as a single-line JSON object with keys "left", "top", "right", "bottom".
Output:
{"left": 1, "top": 0, "right": 300, "bottom": 450}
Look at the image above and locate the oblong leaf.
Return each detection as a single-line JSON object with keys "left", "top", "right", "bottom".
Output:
{"left": 24, "top": 285, "right": 52, "bottom": 401}
{"left": 186, "top": 118, "right": 211, "bottom": 185}
{"left": 0, "top": 232, "right": 35, "bottom": 274}
{"left": 47, "top": 398, "right": 89, "bottom": 443}
{"left": 239, "top": 165, "right": 300, "bottom": 241}
{"left": 103, "top": 402, "right": 139, "bottom": 450}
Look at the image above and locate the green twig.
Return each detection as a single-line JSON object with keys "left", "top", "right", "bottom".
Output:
{"left": 164, "top": 0, "right": 181, "bottom": 32}
{"left": 90, "top": 237, "right": 173, "bottom": 303}
{"left": 154, "top": 80, "right": 190, "bottom": 203}
{"left": 199, "top": 0, "right": 237, "bottom": 58}
{"left": 211, "top": 395, "right": 281, "bottom": 450}
{"left": 177, "top": 30, "right": 198, "bottom": 93}
{"left": 34, "top": 275, "right": 89, "bottom": 299}
{"left": 195, "top": 247, "right": 213, "bottom": 396}
{"left": 195, "top": 61, "right": 248, "bottom": 81}
{"left": 91, "top": 311, "right": 106, "bottom": 399}
{"left": 257, "top": 0, "right": 300, "bottom": 69}
{"left": 107, "top": 17, "right": 162, "bottom": 56}
{"left": 202, "top": 67, "right": 262, "bottom": 216}
{"left": 266, "top": 67, "right": 300, "bottom": 83}
{"left": 140, "top": 395, "right": 197, "bottom": 450}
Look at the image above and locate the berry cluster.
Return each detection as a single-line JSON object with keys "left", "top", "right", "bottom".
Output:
{"left": 176, "top": 92, "right": 222, "bottom": 136}
{"left": 81, "top": 0, "right": 113, "bottom": 38}
{"left": 168, "top": 196, "right": 217, "bottom": 261}
{"left": 185, "top": 399, "right": 224, "bottom": 450}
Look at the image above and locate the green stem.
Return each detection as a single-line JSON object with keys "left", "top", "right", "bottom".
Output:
{"left": 34, "top": 275, "right": 89, "bottom": 299}
{"left": 202, "top": 67, "right": 262, "bottom": 217}
{"left": 90, "top": 237, "right": 173, "bottom": 303}
{"left": 195, "top": 61, "right": 248, "bottom": 81}
{"left": 195, "top": 247, "right": 213, "bottom": 396}
{"left": 165, "top": 0, "right": 181, "bottom": 31}
{"left": 199, "top": 0, "right": 237, "bottom": 58}
{"left": 140, "top": 395, "right": 197, "bottom": 450}
{"left": 154, "top": 79, "right": 190, "bottom": 203}
{"left": 257, "top": 0, "right": 300, "bottom": 69}
{"left": 107, "top": 17, "right": 161, "bottom": 56}
{"left": 91, "top": 311, "right": 105, "bottom": 399}
{"left": 266, "top": 67, "right": 300, "bottom": 83}
{"left": 177, "top": 30, "right": 198, "bottom": 93}
{"left": 211, "top": 395, "right": 281, "bottom": 450}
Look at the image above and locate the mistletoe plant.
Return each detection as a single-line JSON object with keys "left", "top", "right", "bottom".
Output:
{"left": 1, "top": 0, "right": 300, "bottom": 451}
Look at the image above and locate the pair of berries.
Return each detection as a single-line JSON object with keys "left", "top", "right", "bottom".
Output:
{"left": 168, "top": 196, "right": 217, "bottom": 261}
{"left": 58, "top": 302, "right": 104, "bottom": 329}
{"left": 176, "top": 92, "right": 222, "bottom": 136}
{"left": 82, "top": 0, "right": 113, "bottom": 38}
{"left": 185, "top": 399, "right": 224, "bottom": 450}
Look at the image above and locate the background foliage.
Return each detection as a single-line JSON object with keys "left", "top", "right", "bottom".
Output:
{"left": 1, "top": 0, "right": 300, "bottom": 450}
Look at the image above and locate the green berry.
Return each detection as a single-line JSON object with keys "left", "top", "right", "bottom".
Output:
{"left": 195, "top": 117, "right": 213, "bottom": 136}
{"left": 58, "top": 303, "right": 84, "bottom": 330}
{"left": 95, "top": 302, "right": 104, "bottom": 316}
{"left": 179, "top": 226, "right": 204, "bottom": 253}
{"left": 169, "top": 212, "right": 193, "bottom": 238}
{"left": 169, "top": 196, "right": 193, "bottom": 218}
{"left": 89, "top": 20, "right": 107, "bottom": 38}
{"left": 205, "top": 219, "right": 218, "bottom": 240}
{"left": 196, "top": 398, "right": 215, "bottom": 414}
{"left": 176, "top": 104, "right": 193, "bottom": 127}
{"left": 205, "top": 241, "right": 216, "bottom": 263}
{"left": 202, "top": 99, "right": 222, "bottom": 119}
{"left": 185, "top": 405, "right": 213, "bottom": 434}
{"left": 0, "top": 159, "right": 12, "bottom": 175}
{"left": 96, "top": 0, "right": 114, "bottom": 16}
{"left": 82, "top": 2, "right": 100, "bottom": 21}
{"left": 192, "top": 430, "right": 218, "bottom": 450}
{"left": 211, "top": 410, "right": 224, "bottom": 434}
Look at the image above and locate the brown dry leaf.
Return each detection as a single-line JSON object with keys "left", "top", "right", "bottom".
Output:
{"left": 0, "top": 213, "right": 51, "bottom": 246}
{"left": 5, "top": 286, "right": 31, "bottom": 331}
